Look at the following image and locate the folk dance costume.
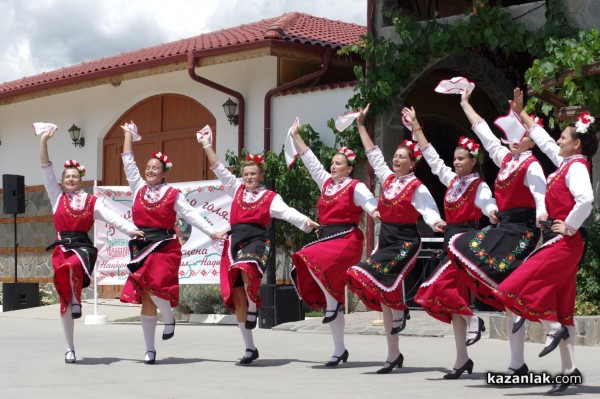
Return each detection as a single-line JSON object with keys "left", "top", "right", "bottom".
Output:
{"left": 42, "top": 162, "right": 137, "bottom": 363}
{"left": 415, "top": 143, "right": 497, "bottom": 324}
{"left": 291, "top": 147, "right": 377, "bottom": 365}
{"left": 346, "top": 146, "right": 442, "bottom": 314}
{"left": 120, "top": 151, "right": 217, "bottom": 362}
{"left": 495, "top": 124, "right": 593, "bottom": 379}
{"left": 447, "top": 120, "right": 546, "bottom": 310}
{"left": 211, "top": 161, "right": 311, "bottom": 363}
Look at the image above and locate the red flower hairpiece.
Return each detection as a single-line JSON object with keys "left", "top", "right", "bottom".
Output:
{"left": 152, "top": 151, "right": 173, "bottom": 170}
{"left": 575, "top": 112, "right": 595, "bottom": 134}
{"left": 245, "top": 153, "right": 265, "bottom": 164}
{"left": 63, "top": 160, "right": 86, "bottom": 177}
{"left": 457, "top": 136, "right": 480, "bottom": 157}
{"left": 336, "top": 147, "right": 356, "bottom": 164}
{"left": 401, "top": 140, "right": 422, "bottom": 161}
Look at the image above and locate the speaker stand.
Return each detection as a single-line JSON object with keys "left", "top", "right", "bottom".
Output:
{"left": 9, "top": 213, "right": 19, "bottom": 311}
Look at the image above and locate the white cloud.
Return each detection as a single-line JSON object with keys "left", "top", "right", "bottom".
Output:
{"left": 0, "top": 0, "right": 366, "bottom": 83}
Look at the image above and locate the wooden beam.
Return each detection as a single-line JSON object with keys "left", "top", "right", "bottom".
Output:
{"left": 0, "top": 247, "right": 48, "bottom": 254}
{"left": 558, "top": 106, "right": 591, "bottom": 121}
{"left": 527, "top": 61, "right": 600, "bottom": 96}
{"left": 0, "top": 276, "right": 53, "bottom": 283}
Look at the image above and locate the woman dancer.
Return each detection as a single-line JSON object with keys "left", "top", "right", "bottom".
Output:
{"left": 289, "top": 117, "right": 378, "bottom": 367}
{"left": 197, "top": 132, "right": 318, "bottom": 365}
{"left": 495, "top": 89, "right": 596, "bottom": 394}
{"left": 346, "top": 105, "right": 446, "bottom": 374}
{"left": 446, "top": 89, "right": 547, "bottom": 377}
{"left": 40, "top": 128, "right": 143, "bottom": 363}
{"left": 405, "top": 106, "right": 499, "bottom": 378}
{"left": 120, "top": 124, "right": 226, "bottom": 364}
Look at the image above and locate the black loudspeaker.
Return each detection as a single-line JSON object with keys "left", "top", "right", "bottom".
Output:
{"left": 259, "top": 284, "right": 304, "bottom": 329}
{"left": 2, "top": 283, "right": 40, "bottom": 311}
{"left": 2, "top": 174, "right": 26, "bottom": 214}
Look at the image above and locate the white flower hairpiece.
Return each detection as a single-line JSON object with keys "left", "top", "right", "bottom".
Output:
{"left": 575, "top": 112, "right": 595, "bottom": 134}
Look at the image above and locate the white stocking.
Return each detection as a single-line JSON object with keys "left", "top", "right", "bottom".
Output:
{"left": 61, "top": 305, "right": 75, "bottom": 352}
{"left": 451, "top": 313, "right": 469, "bottom": 369}
{"left": 559, "top": 325, "right": 576, "bottom": 373}
{"left": 140, "top": 315, "right": 157, "bottom": 352}
{"left": 463, "top": 315, "right": 479, "bottom": 342}
{"left": 238, "top": 323, "right": 256, "bottom": 356}
{"left": 506, "top": 309, "right": 525, "bottom": 371}
{"left": 382, "top": 304, "right": 400, "bottom": 363}
{"left": 540, "top": 320, "right": 562, "bottom": 347}
{"left": 150, "top": 295, "right": 175, "bottom": 336}
{"left": 307, "top": 267, "right": 339, "bottom": 316}
{"left": 328, "top": 311, "right": 346, "bottom": 359}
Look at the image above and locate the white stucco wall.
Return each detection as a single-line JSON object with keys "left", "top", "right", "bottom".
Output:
{"left": 0, "top": 56, "right": 352, "bottom": 187}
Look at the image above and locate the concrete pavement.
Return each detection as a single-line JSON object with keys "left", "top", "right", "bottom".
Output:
{"left": 0, "top": 300, "right": 599, "bottom": 398}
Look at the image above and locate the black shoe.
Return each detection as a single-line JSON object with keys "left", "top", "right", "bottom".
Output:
{"left": 443, "top": 359, "right": 474, "bottom": 379}
{"left": 325, "top": 349, "right": 349, "bottom": 367}
{"left": 162, "top": 320, "right": 176, "bottom": 340}
{"left": 64, "top": 350, "right": 76, "bottom": 364}
{"left": 239, "top": 348, "right": 259, "bottom": 365}
{"left": 390, "top": 309, "right": 411, "bottom": 335}
{"left": 508, "top": 363, "right": 529, "bottom": 376}
{"left": 512, "top": 317, "right": 526, "bottom": 334}
{"left": 245, "top": 311, "right": 259, "bottom": 330}
{"left": 466, "top": 317, "right": 486, "bottom": 346}
{"left": 376, "top": 353, "right": 404, "bottom": 374}
{"left": 322, "top": 302, "right": 343, "bottom": 324}
{"left": 71, "top": 304, "right": 82, "bottom": 319}
{"left": 547, "top": 368, "right": 581, "bottom": 394}
{"left": 144, "top": 350, "right": 156, "bottom": 365}
{"left": 539, "top": 325, "right": 569, "bottom": 357}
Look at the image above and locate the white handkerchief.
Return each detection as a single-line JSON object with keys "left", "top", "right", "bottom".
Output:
{"left": 434, "top": 77, "right": 475, "bottom": 94}
{"left": 494, "top": 110, "right": 527, "bottom": 144}
{"left": 402, "top": 115, "right": 418, "bottom": 141}
{"left": 125, "top": 121, "right": 141, "bottom": 141}
{"left": 284, "top": 126, "right": 298, "bottom": 169}
{"left": 32, "top": 122, "right": 57, "bottom": 136}
{"left": 196, "top": 125, "right": 212, "bottom": 144}
{"left": 334, "top": 111, "right": 360, "bottom": 132}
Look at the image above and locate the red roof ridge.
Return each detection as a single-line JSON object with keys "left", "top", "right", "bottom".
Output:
{"left": 264, "top": 12, "right": 302, "bottom": 39}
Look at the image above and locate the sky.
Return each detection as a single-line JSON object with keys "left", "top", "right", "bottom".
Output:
{"left": 0, "top": 0, "right": 367, "bottom": 83}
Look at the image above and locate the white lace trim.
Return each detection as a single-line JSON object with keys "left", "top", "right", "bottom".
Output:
{"left": 446, "top": 173, "right": 480, "bottom": 203}
{"left": 383, "top": 173, "right": 416, "bottom": 200}
{"left": 323, "top": 177, "right": 352, "bottom": 196}
{"left": 419, "top": 259, "right": 452, "bottom": 287}
{"left": 497, "top": 151, "right": 532, "bottom": 181}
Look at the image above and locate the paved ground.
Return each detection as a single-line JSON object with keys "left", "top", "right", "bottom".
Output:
{"left": 1, "top": 299, "right": 599, "bottom": 398}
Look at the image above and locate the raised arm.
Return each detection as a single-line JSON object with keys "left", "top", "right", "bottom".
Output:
{"left": 290, "top": 118, "right": 330, "bottom": 190}
{"left": 401, "top": 106, "right": 428, "bottom": 148}
{"left": 197, "top": 132, "right": 238, "bottom": 197}
{"left": 356, "top": 104, "right": 376, "bottom": 151}
{"left": 39, "top": 128, "right": 62, "bottom": 206}
{"left": 120, "top": 124, "right": 144, "bottom": 192}
{"left": 290, "top": 117, "right": 308, "bottom": 153}
{"left": 197, "top": 130, "right": 220, "bottom": 167}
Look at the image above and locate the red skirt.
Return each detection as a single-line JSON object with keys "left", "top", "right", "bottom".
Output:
{"left": 494, "top": 233, "right": 583, "bottom": 326}
{"left": 52, "top": 249, "right": 85, "bottom": 316}
{"left": 414, "top": 258, "right": 474, "bottom": 323}
{"left": 220, "top": 239, "right": 263, "bottom": 310}
{"left": 120, "top": 239, "right": 182, "bottom": 306}
{"left": 292, "top": 228, "right": 363, "bottom": 309}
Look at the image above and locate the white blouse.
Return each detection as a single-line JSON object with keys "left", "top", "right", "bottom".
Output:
{"left": 41, "top": 162, "right": 137, "bottom": 236}
{"left": 421, "top": 143, "right": 498, "bottom": 217}
{"left": 528, "top": 125, "right": 594, "bottom": 231}
{"left": 121, "top": 152, "right": 216, "bottom": 236}
{"left": 210, "top": 162, "right": 312, "bottom": 233}
{"left": 300, "top": 148, "right": 378, "bottom": 217}
{"left": 472, "top": 120, "right": 547, "bottom": 219}
{"left": 366, "top": 146, "right": 443, "bottom": 228}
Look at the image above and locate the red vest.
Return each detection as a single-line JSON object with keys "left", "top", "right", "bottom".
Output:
{"left": 545, "top": 157, "right": 589, "bottom": 221}
{"left": 318, "top": 179, "right": 363, "bottom": 225}
{"left": 377, "top": 175, "right": 421, "bottom": 224}
{"left": 53, "top": 193, "right": 96, "bottom": 233}
{"left": 444, "top": 177, "right": 483, "bottom": 224}
{"left": 494, "top": 153, "right": 537, "bottom": 211}
{"left": 230, "top": 186, "right": 276, "bottom": 227}
{"left": 132, "top": 186, "right": 179, "bottom": 229}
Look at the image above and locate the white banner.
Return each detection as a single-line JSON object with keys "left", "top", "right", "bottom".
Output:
{"left": 93, "top": 179, "right": 232, "bottom": 285}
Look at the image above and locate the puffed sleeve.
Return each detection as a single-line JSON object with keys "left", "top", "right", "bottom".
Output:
{"left": 299, "top": 148, "right": 330, "bottom": 191}
{"left": 472, "top": 120, "right": 510, "bottom": 167}
{"left": 528, "top": 124, "right": 562, "bottom": 167}
{"left": 269, "top": 194, "right": 312, "bottom": 232}
{"left": 121, "top": 152, "right": 145, "bottom": 193}
{"left": 420, "top": 143, "right": 456, "bottom": 187}
{"left": 354, "top": 182, "right": 378, "bottom": 217}
{"left": 474, "top": 182, "right": 498, "bottom": 217}
{"left": 210, "top": 161, "right": 240, "bottom": 198}
{"left": 94, "top": 201, "right": 137, "bottom": 236}
{"left": 174, "top": 192, "right": 217, "bottom": 237}
{"left": 564, "top": 162, "right": 594, "bottom": 232}
{"left": 365, "top": 146, "right": 394, "bottom": 185}
{"left": 524, "top": 161, "right": 548, "bottom": 219}
{"left": 411, "top": 184, "right": 443, "bottom": 228}
{"left": 41, "top": 162, "right": 62, "bottom": 210}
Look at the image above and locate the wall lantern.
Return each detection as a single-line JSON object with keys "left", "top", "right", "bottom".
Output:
{"left": 68, "top": 124, "right": 84, "bottom": 147}
{"left": 222, "top": 98, "right": 239, "bottom": 126}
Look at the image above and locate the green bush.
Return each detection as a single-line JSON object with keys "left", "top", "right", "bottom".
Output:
{"left": 177, "top": 284, "right": 232, "bottom": 314}
{"left": 576, "top": 209, "right": 600, "bottom": 315}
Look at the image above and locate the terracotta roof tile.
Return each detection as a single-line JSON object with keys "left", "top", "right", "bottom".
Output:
{"left": 1, "top": 12, "right": 364, "bottom": 99}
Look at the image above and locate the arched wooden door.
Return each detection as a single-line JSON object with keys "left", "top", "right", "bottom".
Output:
{"left": 102, "top": 94, "right": 216, "bottom": 185}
